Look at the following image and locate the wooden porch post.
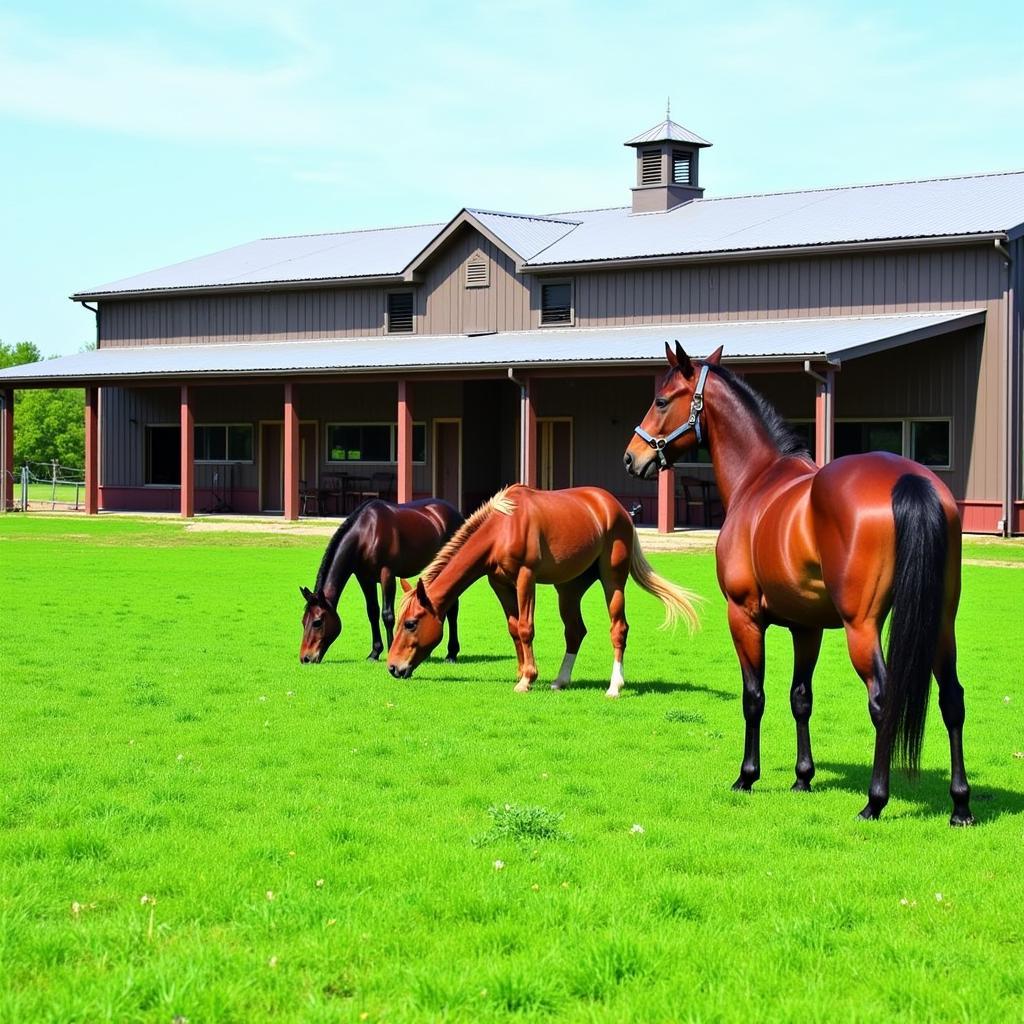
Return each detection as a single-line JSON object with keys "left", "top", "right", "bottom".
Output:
{"left": 84, "top": 386, "right": 99, "bottom": 515}
{"left": 814, "top": 370, "right": 835, "bottom": 468}
{"left": 1, "top": 388, "right": 13, "bottom": 512}
{"left": 180, "top": 384, "right": 194, "bottom": 518}
{"left": 284, "top": 382, "right": 300, "bottom": 520}
{"left": 396, "top": 379, "right": 413, "bottom": 504}
{"left": 657, "top": 467, "right": 675, "bottom": 533}
{"left": 521, "top": 376, "right": 537, "bottom": 487}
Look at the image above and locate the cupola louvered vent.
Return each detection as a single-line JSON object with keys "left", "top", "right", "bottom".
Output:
{"left": 640, "top": 149, "right": 662, "bottom": 185}
{"left": 386, "top": 292, "right": 414, "bottom": 334}
{"left": 672, "top": 150, "right": 692, "bottom": 185}
{"left": 465, "top": 255, "right": 489, "bottom": 288}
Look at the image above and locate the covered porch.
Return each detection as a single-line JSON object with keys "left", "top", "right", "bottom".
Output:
{"left": 0, "top": 309, "right": 993, "bottom": 531}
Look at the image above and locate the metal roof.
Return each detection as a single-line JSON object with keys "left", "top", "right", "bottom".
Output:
{"left": 624, "top": 119, "right": 712, "bottom": 147}
{"left": 528, "top": 171, "right": 1024, "bottom": 266}
{"left": 73, "top": 221, "right": 445, "bottom": 297}
{"left": 0, "top": 311, "right": 982, "bottom": 386}
{"left": 72, "top": 171, "right": 1024, "bottom": 299}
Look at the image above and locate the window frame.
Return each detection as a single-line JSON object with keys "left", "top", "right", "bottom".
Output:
{"left": 144, "top": 423, "right": 181, "bottom": 487}
{"left": 908, "top": 417, "right": 953, "bottom": 471}
{"left": 385, "top": 290, "right": 416, "bottom": 334}
{"left": 539, "top": 278, "right": 575, "bottom": 327}
{"left": 193, "top": 423, "right": 255, "bottom": 465}
{"left": 325, "top": 421, "right": 427, "bottom": 465}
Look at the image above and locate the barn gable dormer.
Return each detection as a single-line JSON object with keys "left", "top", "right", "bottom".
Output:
{"left": 625, "top": 113, "right": 711, "bottom": 213}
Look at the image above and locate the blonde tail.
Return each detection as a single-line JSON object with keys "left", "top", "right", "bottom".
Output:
{"left": 629, "top": 533, "right": 702, "bottom": 632}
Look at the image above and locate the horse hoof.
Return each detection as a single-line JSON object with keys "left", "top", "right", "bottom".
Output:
{"left": 857, "top": 805, "right": 882, "bottom": 821}
{"left": 950, "top": 812, "right": 976, "bottom": 828}
{"left": 550, "top": 682, "right": 566, "bottom": 691}
{"left": 444, "top": 656, "right": 457, "bottom": 664}
{"left": 367, "top": 652, "right": 381, "bottom": 661}
{"left": 791, "top": 779, "right": 812, "bottom": 793}
{"left": 731, "top": 778, "right": 753, "bottom": 792}
{"left": 604, "top": 689, "right": 620, "bottom": 699}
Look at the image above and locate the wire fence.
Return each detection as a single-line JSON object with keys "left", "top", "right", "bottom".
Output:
{"left": 1, "top": 461, "right": 86, "bottom": 512}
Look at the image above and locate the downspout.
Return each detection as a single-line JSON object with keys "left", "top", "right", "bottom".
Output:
{"left": 80, "top": 301, "right": 100, "bottom": 349}
{"left": 994, "top": 238, "right": 1014, "bottom": 537}
{"left": 508, "top": 367, "right": 527, "bottom": 483}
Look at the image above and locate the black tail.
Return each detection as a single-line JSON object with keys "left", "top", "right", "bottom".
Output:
{"left": 883, "top": 474, "right": 948, "bottom": 774}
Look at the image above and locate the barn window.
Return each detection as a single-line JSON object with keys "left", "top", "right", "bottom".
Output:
{"left": 145, "top": 425, "right": 180, "bottom": 485}
{"left": 326, "top": 423, "right": 426, "bottom": 463}
{"left": 194, "top": 424, "right": 253, "bottom": 463}
{"left": 640, "top": 149, "right": 662, "bottom": 185}
{"left": 910, "top": 419, "right": 951, "bottom": 469}
{"left": 465, "top": 255, "right": 489, "bottom": 288}
{"left": 672, "top": 150, "right": 693, "bottom": 185}
{"left": 386, "top": 292, "right": 415, "bottom": 334}
{"left": 835, "top": 421, "right": 903, "bottom": 459}
{"left": 540, "top": 281, "right": 573, "bottom": 326}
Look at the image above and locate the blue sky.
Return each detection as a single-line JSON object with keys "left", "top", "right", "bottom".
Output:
{"left": 2, "top": 0, "right": 1022, "bottom": 356}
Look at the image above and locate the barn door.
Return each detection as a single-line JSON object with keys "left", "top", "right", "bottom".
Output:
{"left": 537, "top": 418, "right": 572, "bottom": 490}
{"left": 260, "top": 422, "right": 283, "bottom": 512}
{"left": 433, "top": 419, "right": 462, "bottom": 511}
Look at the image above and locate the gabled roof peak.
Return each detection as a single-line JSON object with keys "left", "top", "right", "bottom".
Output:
{"left": 625, "top": 118, "right": 711, "bottom": 148}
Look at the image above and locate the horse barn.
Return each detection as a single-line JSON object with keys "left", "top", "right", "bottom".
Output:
{"left": 2, "top": 118, "right": 1023, "bottom": 533}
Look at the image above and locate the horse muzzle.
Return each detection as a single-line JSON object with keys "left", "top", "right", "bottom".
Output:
{"left": 388, "top": 663, "right": 413, "bottom": 679}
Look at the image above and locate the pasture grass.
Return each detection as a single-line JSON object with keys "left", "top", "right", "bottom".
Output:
{"left": 1, "top": 514, "right": 1022, "bottom": 1023}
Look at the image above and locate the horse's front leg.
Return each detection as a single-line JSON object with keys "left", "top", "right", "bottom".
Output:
{"left": 444, "top": 599, "right": 460, "bottom": 663}
{"left": 379, "top": 567, "right": 396, "bottom": 650}
{"left": 488, "top": 576, "right": 524, "bottom": 684}
{"left": 514, "top": 569, "right": 539, "bottom": 693}
{"left": 790, "top": 626, "right": 822, "bottom": 792}
{"left": 727, "top": 600, "right": 766, "bottom": 791}
{"left": 358, "top": 574, "right": 384, "bottom": 661}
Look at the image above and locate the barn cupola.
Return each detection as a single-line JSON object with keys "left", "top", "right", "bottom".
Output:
{"left": 625, "top": 107, "right": 711, "bottom": 213}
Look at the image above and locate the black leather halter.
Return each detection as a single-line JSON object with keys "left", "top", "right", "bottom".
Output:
{"left": 633, "top": 363, "right": 711, "bottom": 469}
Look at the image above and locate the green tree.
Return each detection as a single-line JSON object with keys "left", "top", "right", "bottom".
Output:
{"left": 0, "top": 340, "right": 85, "bottom": 470}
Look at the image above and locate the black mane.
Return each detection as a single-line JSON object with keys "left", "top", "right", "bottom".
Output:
{"left": 707, "top": 364, "right": 811, "bottom": 459}
{"left": 313, "top": 499, "right": 377, "bottom": 593}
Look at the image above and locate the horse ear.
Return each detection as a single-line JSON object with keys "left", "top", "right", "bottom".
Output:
{"left": 674, "top": 341, "right": 695, "bottom": 379}
{"left": 300, "top": 586, "right": 314, "bottom": 603}
{"left": 415, "top": 578, "right": 435, "bottom": 615}
{"left": 664, "top": 341, "right": 678, "bottom": 368}
{"left": 705, "top": 344, "right": 724, "bottom": 366}
{"left": 400, "top": 578, "right": 412, "bottom": 594}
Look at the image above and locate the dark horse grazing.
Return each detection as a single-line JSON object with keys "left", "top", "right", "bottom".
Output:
{"left": 299, "top": 498, "right": 464, "bottom": 664}
{"left": 624, "top": 342, "right": 973, "bottom": 825}
{"left": 386, "top": 485, "right": 700, "bottom": 695}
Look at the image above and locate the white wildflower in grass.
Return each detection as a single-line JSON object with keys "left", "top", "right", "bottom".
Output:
{"left": 493, "top": 860, "right": 505, "bottom": 871}
{"left": 900, "top": 898, "right": 909, "bottom": 906}
{"left": 259, "top": 695, "right": 267, "bottom": 702}
{"left": 561, "top": 881, "right": 570, "bottom": 889}
{"left": 176, "top": 753, "right": 184, "bottom": 762}
{"left": 315, "top": 879, "right": 325, "bottom": 888}
{"left": 265, "top": 890, "right": 275, "bottom": 901}
{"left": 325, "top": 918, "right": 337, "bottom": 927}
{"left": 531, "top": 883, "right": 540, "bottom": 891}
{"left": 935, "top": 893, "right": 944, "bottom": 902}
{"left": 1004, "top": 696, "right": 1011, "bottom": 703}
{"left": 630, "top": 823, "right": 645, "bottom": 834}
{"left": 288, "top": 851, "right": 296, "bottom": 858}
{"left": 286, "top": 690, "right": 295, "bottom": 697}
{"left": 268, "top": 955, "right": 278, "bottom": 968}
{"left": 71, "top": 901, "right": 82, "bottom": 916}
{"left": 139, "top": 894, "right": 156, "bottom": 906}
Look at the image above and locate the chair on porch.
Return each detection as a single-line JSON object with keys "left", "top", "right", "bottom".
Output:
{"left": 299, "top": 480, "right": 320, "bottom": 517}
{"left": 678, "top": 475, "right": 724, "bottom": 528}
{"left": 350, "top": 471, "right": 396, "bottom": 505}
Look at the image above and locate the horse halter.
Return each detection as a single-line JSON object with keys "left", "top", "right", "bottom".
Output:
{"left": 633, "top": 363, "right": 711, "bottom": 469}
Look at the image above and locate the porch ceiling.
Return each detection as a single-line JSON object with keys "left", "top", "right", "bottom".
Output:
{"left": 0, "top": 310, "right": 984, "bottom": 387}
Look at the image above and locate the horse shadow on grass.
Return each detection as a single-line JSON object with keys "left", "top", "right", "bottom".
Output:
{"left": 559, "top": 677, "right": 736, "bottom": 700}
{"left": 816, "top": 761, "right": 1024, "bottom": 825}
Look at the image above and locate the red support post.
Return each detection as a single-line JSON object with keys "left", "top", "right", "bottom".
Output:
{"left": 657, "top": 466, "right": 675, "bottom": 533}
{"left": 180, "top": 384, "right": 194, "bottom": 518}
{"left": 84, "top": 386, "right": 99, "bottom": 514}
{"left": 396, "top": 379, "right": 413, "bottom": 504}
{"left": 284, "top": 381, "right": 300, "bottom": 521}
{"left": 521, "top": 376, "right": 537, "bottom": 488}
{"left": 1, "top": 388, "right": 13, "bottom": 512}
{"left": 813, "top": 370, "right": 835, "bottom": 468}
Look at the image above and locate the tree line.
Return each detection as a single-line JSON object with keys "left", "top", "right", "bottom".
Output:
{"left": 1, "top": 341, "right": 85, "bottom": 470}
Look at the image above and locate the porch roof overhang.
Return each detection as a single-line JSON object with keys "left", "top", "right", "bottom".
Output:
{"left": 0, "top": 310, "right": 984, "bottom": 388}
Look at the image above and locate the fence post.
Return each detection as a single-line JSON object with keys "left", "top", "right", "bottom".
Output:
{"left": 21, "top": 465, "right": 28, "bottom": 511}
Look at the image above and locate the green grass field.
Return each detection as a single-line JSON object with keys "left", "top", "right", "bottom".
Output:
{"left": 1, "top": 515, "right": 1022, "bottom": 1023}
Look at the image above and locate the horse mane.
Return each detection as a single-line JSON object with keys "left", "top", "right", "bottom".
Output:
{"left": 419, "top": 487, "right": 517, "bottom": 587}
{"left": 314, "top": 499, "right": 376, "bottom": 593}
{"left": 706, "top": 364, "right": 811, "bottom": 460}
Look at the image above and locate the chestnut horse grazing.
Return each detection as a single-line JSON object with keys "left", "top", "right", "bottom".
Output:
{"left": 625, "top": 343, "right": 973, "bottom": 825}
{"left": 386, "top": 485, "right": 700, "bottom": 695}
{"left": 299, "top": 498, "right": 463, "bottom": 664}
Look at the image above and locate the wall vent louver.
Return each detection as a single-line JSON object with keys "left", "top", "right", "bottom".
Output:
{"left": 465, "top": 255, "right": 489, "bottom": 288}
{"left": 387, "top": 292, "right": 414, "bottom": 333}
{"left": 640, "top": 149, "right": 662, "bottom": 185}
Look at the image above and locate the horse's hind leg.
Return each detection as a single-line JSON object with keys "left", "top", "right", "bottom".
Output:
{"left": 727, "top": 600, "right": 766, "bottom": 791}
{"left": 844, "top": 620, "right": 891, "bottom": 820}
{"left": 444, "top": 599, "right": 460, "bottom": 663}
{"left": 790, "top": 626, "right": 822, "bottom": 792}
{"left": 934, "top": 622, "right": 974, "bottom": 826}
{"left": 359, "top": 574, "right": 384, "bottom": 661}
{"left": 599, "top": 539, "right": 631, "bottom": 698}
{"left": 552, "top": 570, "right": 596, "bottom": 690}
{"left": 379, "top": 567, "right": 396, "bottom": 650}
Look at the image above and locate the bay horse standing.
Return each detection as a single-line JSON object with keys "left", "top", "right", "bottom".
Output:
{"left": 299, "top": 498, "right": 464, "bottom": 664}
{"left": 386, "top": 485, "right": 700, "bottom": 695}
{"left": 624, "top": 342, "right": 973, "bottom": 825}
